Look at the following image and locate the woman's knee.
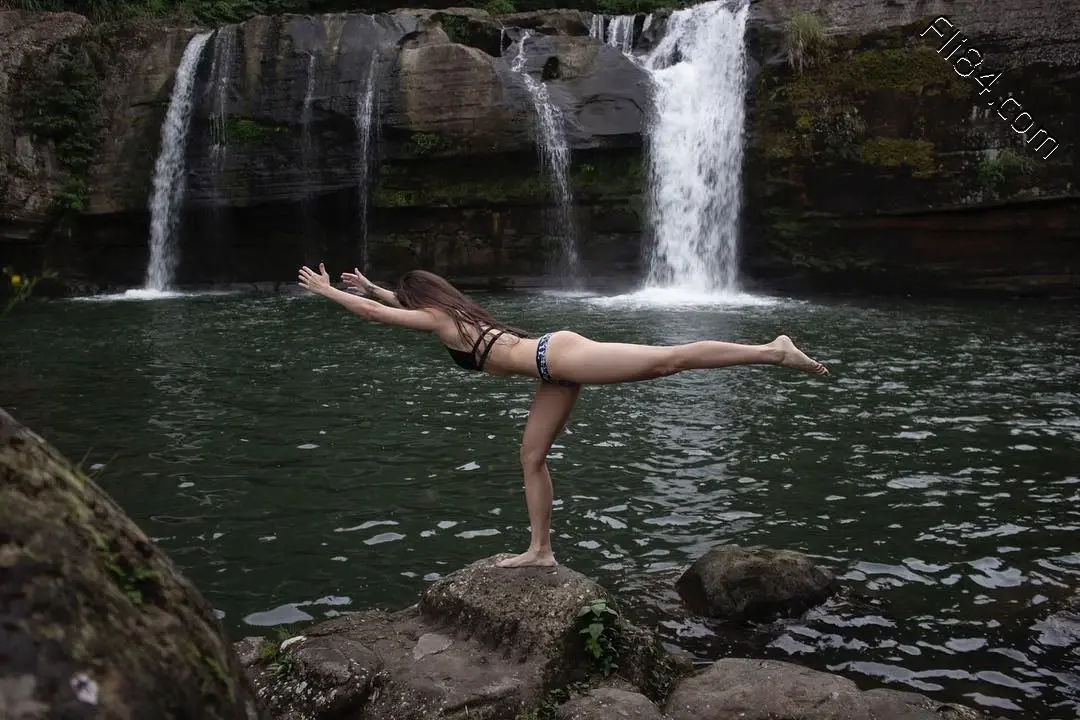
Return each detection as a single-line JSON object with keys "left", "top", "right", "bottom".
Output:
{"left": 520, "top": 444, "right": 547, "bottom": 472}
{"left": 655, "top": 347, "right": 684, "bottom": 376}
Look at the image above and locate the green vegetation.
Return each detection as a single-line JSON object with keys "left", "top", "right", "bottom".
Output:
{"left": 977, "top": 148, "right": 1035, "bottom": 193}
{"left": 858, "top": 137, "right": 936, "bottom": 178}
{"left": 407, "top": 132, "right": 452, "bottom": 156}
{"left": 374, "top": 151, "right": 643, "bottom": 208}
{"left": 227, "top": 118, "right": 286, "bottom": 145}
{"left": 787, "top": 45, "right": 971, "bottom": 106}
{"left": 577, "top": 598, "right": 622, "bottom": 677}
{"left": 14, "top": 41, "right": 103, "bottom": 215}
{"left": 256, "top": 630, "right": 299, "bottom": 679}
{"left": 482, "top": 0, "right": 513, "bottom": 15}
{"left": 2, "top": 266, "right": 56, "bottom": 314}
{"left": 784, "top": 12, "right": 832, "bottom": 73}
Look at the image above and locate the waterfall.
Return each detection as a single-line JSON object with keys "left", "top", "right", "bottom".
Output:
{"left": 509, "top": 32, "right": 580, "bottom": 280}
{"left": 605, "top": 15, "right": 637, "bottom": 54}
{"left": 354, "top": 56, "right": 379, "bottom": 271}
{"left": 207, "top": 25, "right": 237, "bottom": 167}
{"left": 300, "top": 52, "right": 318, "bottom": 180}
{"left": 143, "top": 31, "right": 212, "bottom": 292}
{"left": 588, "top": 14, "right": 646, "bottom": 55}
{"left": 642, "top": 0, "right": 749, "bottom": 296}
{"left": 299, "top": 52, "right": 318, "bottom": 244}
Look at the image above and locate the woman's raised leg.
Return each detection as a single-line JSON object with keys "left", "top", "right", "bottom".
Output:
{"left": 496, "top": 380, "right": 581, "bottom": 568}
{"left": 546, "top": 332, "right": 828, "bottom": 386}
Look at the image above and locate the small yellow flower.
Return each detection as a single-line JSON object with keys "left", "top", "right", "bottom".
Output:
{"left": 10, "top": 274, "right": 22, "bottom": 287}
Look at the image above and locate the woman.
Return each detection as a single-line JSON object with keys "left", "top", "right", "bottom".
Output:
{"left": 298, "top": 263, "right": 829, "bottom": 568}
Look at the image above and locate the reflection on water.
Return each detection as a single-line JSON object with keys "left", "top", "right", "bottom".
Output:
{"left": 1, "top": 290, "right": 1078, "bottom": 718}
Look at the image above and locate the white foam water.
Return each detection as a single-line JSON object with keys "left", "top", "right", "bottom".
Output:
{"left": 642, "top": 0, "right": 750, "bottom": 297}
{"left": 144, "top": 32, "right": 212, "bottom": 292}
{"left": 587, "top": 286, "right": 784, "bottom": 311}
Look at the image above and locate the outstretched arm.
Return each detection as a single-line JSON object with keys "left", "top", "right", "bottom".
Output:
{"left": 299, "top": 264, "right": 439, "bottom": 332}
{"left": 342, "top": 268, "right": 400, "bottom": 307}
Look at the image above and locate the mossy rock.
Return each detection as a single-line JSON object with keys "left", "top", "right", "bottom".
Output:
{"left": 858, "top": 137, "right": 937, "bottom": 178}
{"left": 227, "top": 118, "right": 289, "bottom": 146}
{"left": 786, "top": 44, "right": 972, "bottom": 106}
{"left": 0, "top": 408, "right": 266, "bottom": 718}
{"left": 433, "top": 11, "right": 502, "bottom": 56}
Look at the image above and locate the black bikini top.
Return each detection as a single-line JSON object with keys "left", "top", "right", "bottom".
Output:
{"left": 444, "top": 327, "right": 507, "bottom": 373}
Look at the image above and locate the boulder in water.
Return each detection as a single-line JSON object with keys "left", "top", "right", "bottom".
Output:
{"left": 675, "top": 544, "right": 837, "bottom": 621}
{"left": 0, "top": 408, "right": 265, "bottom": 719}
{"left": 664, "top": 659, "right": 991, "bottom": 720}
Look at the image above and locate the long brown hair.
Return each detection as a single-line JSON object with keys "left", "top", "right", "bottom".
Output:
{"left": 394, "top": 270, "right": 531, "bottom": 342}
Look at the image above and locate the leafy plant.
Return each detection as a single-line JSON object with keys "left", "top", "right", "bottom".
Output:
{"left": 2, "top": 266, "right": 56, "bottom": 315}
{"left": 977, "top": 148, "right": 1035, "bottom": 193}
{"left": 785, "top": 12, "right": 832, "bottom": 73}
{"left": 577, "top": 598, "right": 621, "bottom": 677}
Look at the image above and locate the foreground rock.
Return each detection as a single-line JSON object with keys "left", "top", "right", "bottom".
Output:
{"left": 665, "top": 659, "right": 989, "bottom": 720}
{"left": 557, "top": 687, "right": 668, "bottom": 719}
{"left": 0, "top": 408, "right": 264, "bottom": 718}
{"left": 676, "top": 545, "right": 837, "bottom": 622}
{"left": 242, "top": 556, "right": 687, "bottom": 719}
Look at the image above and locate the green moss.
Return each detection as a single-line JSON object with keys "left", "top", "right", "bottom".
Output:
{"left": 788, "top": 45, "right": 970, "bottom": 106}
{"left": 227, "top": 118, "right": 285, "bottom": 145}
{"left": 408, "top": 132, "right": 452, "bottom": 156}
{"left": 858, "top": 137, "right": 936, "bottom": 178}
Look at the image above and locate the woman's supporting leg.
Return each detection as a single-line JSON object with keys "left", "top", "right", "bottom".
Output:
{"left": 496, "top": 381, "right": 581, "bottom": 568}
{"left": 547, "top": 332, "right": 828, "bottom": 386}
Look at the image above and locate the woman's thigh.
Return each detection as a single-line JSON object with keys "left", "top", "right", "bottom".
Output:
{"left": 545, "top": 331, "right": 675, "bottom": 385}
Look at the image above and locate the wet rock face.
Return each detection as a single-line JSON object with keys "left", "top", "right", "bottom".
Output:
{"left": 674, "top": 545, "right": 837, "bottom": 622}
{"left": 0, "top": 408, "right": 265, "bottom": 719}
{"left": 243, "top": 554, "right": 687, "bottom": 720}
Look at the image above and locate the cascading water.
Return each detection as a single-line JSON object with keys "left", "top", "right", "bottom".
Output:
{"left": 509, "top": 32, "right": 580, "bottom": 280}
{"left": 354, "top": 57, "right": 379, "bottom": 271}
{"left": 143, "top": 31, "right": 212, "bottom": 293}
{"left": 605, "top": 15, "right": 637, "bottom": 53}
{"left": 642, "top": 0, "right": 749, "bottom": 297}
{"left": 207, "top": 25, "right": 237, "bottom": 165}
{"left": 299, "top": 52, "right": 319, "bottom": 244}
{"left": 588, "top": 14, "right": 646, "bottom": 55}
{"left": 300, "top": 52, "right": 318, "bottom": 184}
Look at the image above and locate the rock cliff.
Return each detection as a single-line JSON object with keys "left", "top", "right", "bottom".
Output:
{"left": 0, "top": 0, "right": 1077, "bottom": 295}
{"left": 743, "top": 0, "right": 1079, "bottom": 295}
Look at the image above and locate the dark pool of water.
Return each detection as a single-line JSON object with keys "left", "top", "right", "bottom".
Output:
{"left": 1, "top": 288, "right": 1077, "bottom": 718}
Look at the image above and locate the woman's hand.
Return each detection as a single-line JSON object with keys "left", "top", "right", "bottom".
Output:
{"left": 341, "top": 267, "right": 371, "bottom": 294}
{"left": 298, "top": 263, "right": 333, "bottom": 296}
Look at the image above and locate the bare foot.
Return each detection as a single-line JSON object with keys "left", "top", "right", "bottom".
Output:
{"left": 495, "top": 549, "right": 558, "bottom": 568}
{"left": 770, "top": 335, "right": 829, "bottom": 376}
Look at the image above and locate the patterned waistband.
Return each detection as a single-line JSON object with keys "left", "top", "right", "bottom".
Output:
{"left": 535, "top": 332, "right": 577, "bottom": 387}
